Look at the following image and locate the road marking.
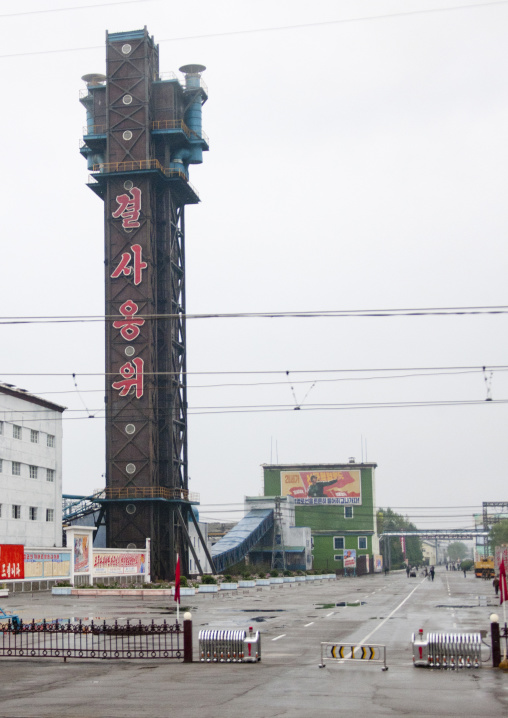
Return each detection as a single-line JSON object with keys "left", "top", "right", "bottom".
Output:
{"left": 272, "top": 634, "right": 286, "bottom": 641}
{"left": 326, "top": 612, "right": 334, "bottom": 617}
{"left": 359, "top": 579, "right": 425, "bottom": 646}
{"left": 305, "top": 622, "right": 314, "bottom": 627}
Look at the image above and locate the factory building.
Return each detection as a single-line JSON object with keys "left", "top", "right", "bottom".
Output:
{"left": 0, "top": 383, "right": 65, "bottom": 547}
{"left": 262, "top": 462, "right": 380, "bottom": 573}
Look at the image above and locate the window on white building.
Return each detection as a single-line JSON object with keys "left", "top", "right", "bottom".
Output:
{"left": 0, "top": 459, "right": 2, "bottom": 473}
{"left": 29, "top": 465, "right": 38, "bottom": 479}
{"left": 344, "top": 506, "right": 353, "bottom": 519}
{"left": 0, "top": 421, "right": 3, "bottom": 435}
{"left": 12, "top": 462, "right": 21, "bottom": 476}
{"left": 30, "top": 429, "right": 39, "bottom": 443}
{"left": 46, "top": 469, "right": 55, "bottom": 482}
{"left": 13, "top": 425, "right": 22, "bottom": 439}
{"left": 334, "top": 536, "right": 345, "bottom": 550}
{"left": 12, "top": 505, "right": 21, "bottom": 519}
{"left": 47, "top": 434, "right": 55, "bottom": 448}
{"left": 358, "top": 536, "right": 367, "bottom": 550}
{"left": 46, "top": 509, "right": 54, "bottom": 522}
{"left": 29, "top": 507, "right": 37, "bottom": 521}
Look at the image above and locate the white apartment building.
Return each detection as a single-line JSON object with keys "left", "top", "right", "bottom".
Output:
{"left": 0, "top": 383, "right": 65, "bottom": 547}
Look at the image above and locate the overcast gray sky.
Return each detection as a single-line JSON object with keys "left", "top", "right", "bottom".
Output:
{"left": 1, "top": 0, "right": 507, "bottom": 530}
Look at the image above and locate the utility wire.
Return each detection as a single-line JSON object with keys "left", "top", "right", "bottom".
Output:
{"left": 1, "top": 397, "right": 506, "bottom": 420}
{"left": 1, "top": 305, "right": 508, "bottom": 324}
{"left": 3, "top": 364, "right": 508, "bottom": 377}
{"left": 0, "top": 0, "right": 154, "bottom": 18}
{"left": 0, "top": 1, "right": 506, "bottom": 58}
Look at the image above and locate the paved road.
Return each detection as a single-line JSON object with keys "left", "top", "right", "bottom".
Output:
{"left": 0, "top": 568, "right": 506, "bottom": 717}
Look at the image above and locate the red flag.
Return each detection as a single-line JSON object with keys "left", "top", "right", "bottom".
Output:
{"left": 174, "top": 554, "right": 181, "bottom": 604}
{"left": 500, "top": 559, "right": 508, "bottom": 606}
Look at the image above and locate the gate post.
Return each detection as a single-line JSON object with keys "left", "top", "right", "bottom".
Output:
{"left": 491, "top": 614, "right": 501, "bottom": 668}
{"left": 184, "top": 611, "right": 193, "bottom": 663}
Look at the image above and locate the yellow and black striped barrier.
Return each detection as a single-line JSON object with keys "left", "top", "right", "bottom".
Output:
{"left": 319, "top": 642, "right": 388, "bottom": 670}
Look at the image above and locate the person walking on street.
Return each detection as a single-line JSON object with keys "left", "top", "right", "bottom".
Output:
{"left": 430, "top": 566, "right": 435, "bottom": 581}
{"left": 493, "top": 576, "right": 500, "bottom": 596}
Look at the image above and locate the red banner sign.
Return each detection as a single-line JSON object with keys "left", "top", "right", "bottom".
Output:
{"left": 0, "top": 544, "right": 24, "bottom": 580}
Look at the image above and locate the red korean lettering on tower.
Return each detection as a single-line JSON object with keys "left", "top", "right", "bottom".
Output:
{"left": 112, "top": 187, "right": 142, "bottom": 228}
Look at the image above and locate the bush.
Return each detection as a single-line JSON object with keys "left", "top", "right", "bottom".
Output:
{"left": 461, "top": 560, "right": 474, "bottom": 572}
{"left": 283, "top": 570, "right": 292, "bottom": 577}
{"left": 201, "top": 574, "right": 217, "bottom": 585}
{"left": 224, "top": 575, "right": 233, "bottom": 582}
{"left": 269, "top": 570, "right": 279, "bottom": 577}
{"left": 179, "top": 575, "right": 188, "bottom": 588}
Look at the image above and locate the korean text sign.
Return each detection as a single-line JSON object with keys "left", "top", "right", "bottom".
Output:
{"left": 0, "top": 544, "right": 25, "bottom": 580}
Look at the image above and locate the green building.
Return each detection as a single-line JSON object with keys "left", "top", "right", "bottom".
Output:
{"left": 262, "top": 462, "right": 380, "bottom": 573}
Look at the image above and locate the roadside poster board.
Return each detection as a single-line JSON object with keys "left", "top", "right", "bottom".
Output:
{"left": 94, "top": 551, "right": 147, "bottom": 575}
{"left": 73, "top": 534, "right": 90, "bottom": 574}
{"left": 344, "top": 549, "right": 356, "bottom": 568}
{"left": 0, "top": 544, "right": 24, "bottom": 580}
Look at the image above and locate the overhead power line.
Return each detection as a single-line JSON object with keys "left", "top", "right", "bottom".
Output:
{"left": 1, "top": 397, "right": 506, "bottom": 420}
{"left": 2, "top": 364, "right": 508, "bottom": 377}
{"left": 0, "top": 1, "right": 506, "bottom": 58}
{"left": 1, "top": 305, "right": 508, "bottom": 324}
{"left": 0, "top": 0, "right": 154, "bottom": 18}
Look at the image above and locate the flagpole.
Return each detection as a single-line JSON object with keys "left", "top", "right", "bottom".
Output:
{"left": 499, "top": 558, "right": 508, "bottom": 661}
{"left": 175, "top": 553, "right": 181, "bottom": 626}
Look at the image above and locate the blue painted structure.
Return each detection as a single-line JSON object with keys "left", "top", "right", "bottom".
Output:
{"left": 211, "top": 509, "right": 274, "bottom": 573}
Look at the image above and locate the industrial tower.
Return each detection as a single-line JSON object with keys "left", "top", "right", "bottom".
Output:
{"left": 79, "top": 28, "right": 212, "bottom": 579}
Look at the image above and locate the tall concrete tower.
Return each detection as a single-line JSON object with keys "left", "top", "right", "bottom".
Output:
{"left": 80, "top": 28, "right": 211, "bottom": 579}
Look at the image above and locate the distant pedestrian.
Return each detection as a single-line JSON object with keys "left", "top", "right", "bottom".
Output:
{"left": 463, "top": 568, "right": 467, "bottom": 578}
{"left": 406, "top": 565, "right": 410, "bottom": 578}
{"left": 493, "top": 577, "right": 500, "bottom": 596}
{"left": 430, "top": 566, "right": 435, "bottom": 581}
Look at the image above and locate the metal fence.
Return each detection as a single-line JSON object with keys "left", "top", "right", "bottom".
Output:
{"left": 199, "top": 628, "right": 261, "bottom": 663}
{"left": 412, "top": 630, "right": 482, "bottom": 669}
{"left": 0, "top": 618, "right": 183, "bottom": 661}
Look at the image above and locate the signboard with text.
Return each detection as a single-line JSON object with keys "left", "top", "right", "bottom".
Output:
{"left": 0, "top": 544, "right": 24, "bottom": 580}
{"left": 343, "top": 549, "right": 357, "bottom": 568}
{"left": 94, "top": 551, "right": 147, "bottom": 575}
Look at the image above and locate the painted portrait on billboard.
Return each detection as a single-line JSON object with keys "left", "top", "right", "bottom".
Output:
{"left": 74, "top": 535, "right": 90, "bottom": 574}
{"left": 280, "top": 470, "right": 361, "bottom": 505}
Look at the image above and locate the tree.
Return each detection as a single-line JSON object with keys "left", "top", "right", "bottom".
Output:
{"left": 446, "top": 542, "right": 468, "bottom": 562}
{"left": 489, "top": 519, "right": 508, "bottom": 551}
{"left": 377, "top": 508, "right": 423, "bottom": 568}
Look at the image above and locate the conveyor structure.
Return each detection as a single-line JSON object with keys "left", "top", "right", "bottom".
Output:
{"left": 211, "top": 509, "right": 274, "bottom": 573}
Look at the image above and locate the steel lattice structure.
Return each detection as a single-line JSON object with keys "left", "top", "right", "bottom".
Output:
{"left": 80, "top": 28, "right": 212, "bottom": 579}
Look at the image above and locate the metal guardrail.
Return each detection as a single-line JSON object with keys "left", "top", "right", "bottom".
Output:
{"left": 199, "top": 628, "right": 261, "bottom": 663}
{"left": 0, "top": 619, "right": 182, "bottom": 661}
{"left": 83, "top": 124, "right": 107, "bottom": 136}
{"left": 412, "top": 630, "right": 482, "bottom": 669}
{"left": 103, "top": 487, "right": 199, "bottom": 502}
{"left": 90, "top": 161, "right": 199, "bottom": 198}
{"left": 319, "top": 642, "right": 388, "bottom": 670}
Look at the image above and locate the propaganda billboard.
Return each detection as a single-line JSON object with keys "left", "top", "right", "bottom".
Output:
{"left": 94, "top": 551, "right": 147, "bottom": 575}
{"left": 0, "top": 544, "right": 24, "bottom": 580}
{"left": 281, "top": 469, "right": 361, "bottom": 505}
{"left": 343, "top": 549, "right": 356, "bottom": 568}
{"left": 24, "top": 551, "right": 71, "bottom": 578}
{"left": 73, "top": 534, "right": 90, "bottom": 574}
